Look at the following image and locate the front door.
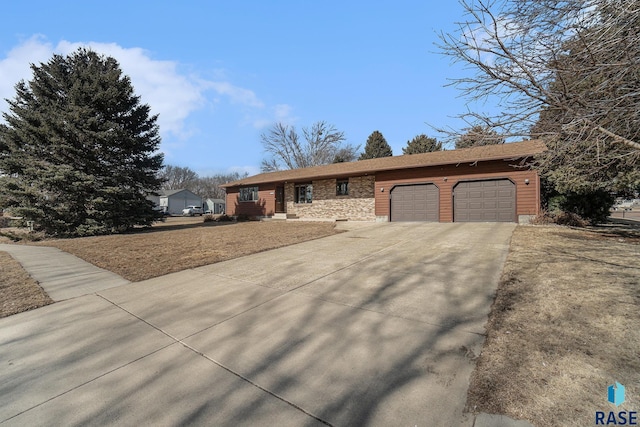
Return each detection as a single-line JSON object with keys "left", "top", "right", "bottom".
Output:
{"left": 275, "top": 186, "right": 285, "bottom": 213}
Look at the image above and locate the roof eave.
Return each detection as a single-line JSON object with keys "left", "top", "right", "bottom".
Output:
{"left": 220, "top": 150, "right": 542, "bottom": 188}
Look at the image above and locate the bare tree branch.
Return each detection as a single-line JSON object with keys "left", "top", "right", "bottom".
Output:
{"left": 438, "top": 0, "right": 640, "bottom": 192}
{"left": 158, "top": 165, "right": 198, "bottom": 190}
{"left": 438, "top": 0, "right": 640, "bottom": 152}
{"left": 260, "top": 121, "right": 351, "bottom": 171}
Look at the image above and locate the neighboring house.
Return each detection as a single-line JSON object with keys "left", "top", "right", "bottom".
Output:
{"left": 155, "top": 189, "right": 203, "bottom": 215}
{"left": 146, "top": 193, "right": 161, "bottom": 209}
{"left": 221, "top": 140, "right": 546, "bottom": 223}
{"left": 204, "top": 198, "right": 226, "bottom": 214}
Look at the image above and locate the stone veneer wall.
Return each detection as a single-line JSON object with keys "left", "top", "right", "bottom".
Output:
{"left": 285, "top": 176, "right": 375, "bottom": 221}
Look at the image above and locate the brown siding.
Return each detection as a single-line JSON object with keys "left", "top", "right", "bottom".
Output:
{"left": 225, "top": 184, "right": 276, "bottom": 217}
{"left": 375, "top": 160, "right": 540, "bottom": 222}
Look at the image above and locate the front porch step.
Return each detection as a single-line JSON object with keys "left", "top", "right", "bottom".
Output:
{"left": 272, "top": 213, "right": 287, "bottom": 220}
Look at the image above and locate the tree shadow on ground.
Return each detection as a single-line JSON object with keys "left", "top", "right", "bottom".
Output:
{"left": 0, "top": 223, "right": 510, "bottom": 426}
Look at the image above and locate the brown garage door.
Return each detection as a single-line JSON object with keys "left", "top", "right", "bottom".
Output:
{"left": 390, "top": 184, "right": 439, "bottom": 222}
{"left": 454, "top": 179, "right": 516, "bottom": 222}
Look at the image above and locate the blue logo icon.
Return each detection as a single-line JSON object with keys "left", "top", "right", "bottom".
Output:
{"left": 608, "top": 382, "right": 626, "bottom": 407}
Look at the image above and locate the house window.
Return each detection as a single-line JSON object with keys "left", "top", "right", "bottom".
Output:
{"left": 336, "top": 179, "right": 349, "bottom": 196}
{"left": 239, "top": 186, "right": 258, "bottom": 202}
{"left": 295, "top": 184, "right": 313, "bottom": 203}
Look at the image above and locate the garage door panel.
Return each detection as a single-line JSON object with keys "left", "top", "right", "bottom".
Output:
{"left": 391, "top": 184, "right": 439, "bottom": 222}
{"left": 454, "top": 179, "right": 515, "bottom": 222}
{"left": 478, "top": 213, "right": 496, "bottom": 221}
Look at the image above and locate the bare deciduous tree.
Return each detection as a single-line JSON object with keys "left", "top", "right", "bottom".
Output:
{"left": 192, "top": 172, "right": 248, "bottom": 199}
{"left": 438, "top": 0, "right": 640, "bottom": 186}
{"left": 261, "top": 121, "right": 358, "bottom": 171}
{"left": 159, "top": 165, "right": 247, "bottom": 199}
{"left": 332, "top": 145, "right": 360, "bottom": 163}
{"left": 158, "top": 165, "right": 198, "bottom": 190}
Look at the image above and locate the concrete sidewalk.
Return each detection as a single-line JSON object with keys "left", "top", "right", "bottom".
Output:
{"left": 0, "top": 223, "right": 533, "bottom": 426}
{"left": 0, "top": 244, "right": 129, "bottom": 301}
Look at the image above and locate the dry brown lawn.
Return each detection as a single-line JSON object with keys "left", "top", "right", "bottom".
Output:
{"left": 36, "top": 218, "right": 341, "bottom": 282}
{"left": 467, "top": 224, "right": 640, "bottom": 426}
{"left": 0, "top": 251, "right": 53, "bottom": 317}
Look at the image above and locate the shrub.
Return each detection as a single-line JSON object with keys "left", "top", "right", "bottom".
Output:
{"left": 549, "top": 190, "right": 614, "bottom": 225}
{"left": 529, "top": 209, "right": 588, "bottom": 227}
{"left": 529, "top": 211, "right": 555, "bottom": 225}
{"left": 554, "top": 211, "right": 589, "bottom": 227}
{"left": 204, "top": 214, "right": 234, "bottom": 223}
{"left": 236, "top": 213, "right": 251, "bottom": 222}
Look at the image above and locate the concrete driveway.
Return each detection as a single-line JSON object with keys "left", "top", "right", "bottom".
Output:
{"left": 0, "top": 222, "right": 515, "bottom": 426}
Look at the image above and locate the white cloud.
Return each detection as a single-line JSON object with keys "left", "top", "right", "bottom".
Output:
{"left": 0, "top": 35, "right": 54, "bottom": 106}
{"left": 0, "top": 36, "right": 270, "bottom": 142}
{"left": 204, "top": 81, "right": 264, "bottom": 108}
{"left": 252, "top": 103, "right": 298, "bottom": 129}
{"left": 273, "top": 104, "right": 296, "bottom": 122}
{"left": 57, "top": 40, "right": 205, "bottom": 139}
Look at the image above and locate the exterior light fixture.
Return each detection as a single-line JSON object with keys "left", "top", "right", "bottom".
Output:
{"left": 525, "top": 179, "right": 530, "bottom": 185}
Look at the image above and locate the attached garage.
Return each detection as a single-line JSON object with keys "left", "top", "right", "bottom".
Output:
{"left": 390, "top": 184, "right": 439, "bottom": 222}
{"left": 453, "top": 179, "right": 516, "bottom": 222}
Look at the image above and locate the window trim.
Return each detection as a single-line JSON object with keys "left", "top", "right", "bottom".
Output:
{"left": 238, "top": 186, "right": 259, "bottom": 202}
{"left": 336, "top": 179, "right": 349, "bottom": 196}
{"left": 294, "top": 183, "right": 313, "bottom": 204}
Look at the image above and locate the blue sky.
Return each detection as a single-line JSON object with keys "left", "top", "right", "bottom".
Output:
{"left": 1, "top": 1, "right": 480, "bottom": 177}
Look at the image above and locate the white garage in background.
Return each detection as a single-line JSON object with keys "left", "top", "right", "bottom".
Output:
{"left": 204, "top": 198, "right": 226, "bottom": 214}
{"left": 157, "top": 189, "right": 203, "bottom": 215}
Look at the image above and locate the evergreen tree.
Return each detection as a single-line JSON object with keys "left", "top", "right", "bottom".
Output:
{"left": 0, "top": 48, "right": 164, "bottom": 236}
{"left": 402, "top": 134, "right": 442, "bottom": 154}
{"left": 455, "top": 125, "right": 505, "bottom": 149}
{"left": 359, "top": 130, "right": 392, "bottom": 160}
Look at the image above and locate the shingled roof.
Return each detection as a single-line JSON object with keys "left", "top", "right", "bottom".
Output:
{"left": 221, "top": 139, "right": 546, "bottom": 188}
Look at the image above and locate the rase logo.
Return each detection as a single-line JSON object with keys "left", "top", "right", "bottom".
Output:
{"left": 610, "top": 383, "right": 627, "bottom": 407}
{"left": 596, "top": 382, "right": 637, "bottom": 425}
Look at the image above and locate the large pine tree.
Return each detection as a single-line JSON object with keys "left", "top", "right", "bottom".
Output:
{"left": 359, "top": 130, "right": 392, "bottom": 160}
{"left": 402, "top": 134, "right": 443, "bottom": 154}
{"left": 0, "top": 48, "right": 164, "bottom": 236}
{"left": 455, "top": 125, "right": 505, "bottom": 149}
